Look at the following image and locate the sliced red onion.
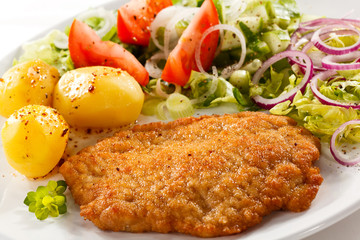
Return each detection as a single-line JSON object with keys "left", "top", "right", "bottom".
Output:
{"left": 195, "top": 24, "right": 246, "bottom": 78}
{"left": 341, "top": 10, "right": 355, "bottom": 19}
{"left": 289, "top": 30, "right": 319, "bottom": 51}
{"left": 341, "top": 18, "right": 360, "bottom": 28}
{"left": 290, "top": 26, "right": 360, "bottom": 71}
{"left": 322, "top": 51, "right": 360, "bottom": 70}
{"left": 295, "top": 37, "right": 311, "bottom": 51}
{"left": 288, "top": 31, "right": 315, "bottom": 70}
{"left": 289, "top": 41, "right": 326, "bottom": 71}
{"left": 295, "top": 19, "right": 360, "bottom": 52}
{"left": 311, "top": 24, "right": 360, "bottom": 55}
{"left": 251, "top": 50, "right": 314, "bottom": 109}
{"left": 302, "top": 29, "right": 357, "bottom": 52}
{"left": 289, "top": 31, "right": 330, "bottom": 70}
{"left": 299, "top": 18, "right": 358, "bottom": 32}
{"left": 309, "top": 70, "right": 360, "bottom": 109}
{"left": 330, "top": 120, "right": 360, "bottom": 166}
{"left": 289, "top": 30, "right": 302, "bottom": 51}
{"left": 302, "top": 42, "right": 327, "bottom": 69}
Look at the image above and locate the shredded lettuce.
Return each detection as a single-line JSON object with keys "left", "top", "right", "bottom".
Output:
{"left": 325, "top": 34, "right": 359, "bottom": 49}
{"left": 316, "top": 70, "right": 360, "bottom": 105}
{"left": 184, "top": 70, "right": 255, "bottom": 109}
{"left": 83, "top": 16, "right": 107, "bottom": 32}
{"left": 338, "top": 123, "right": 360, "bottom": 144}
{"left": 338, "top": 69, "right": 360, "bottom": 81}
{"left": 141, "top": 0, "right": 301, "bottom": 121}
{"left": 171, "top": 0, "right": 200, "bottom": 6}
{"left": 270, "top": 85, "right": 360, "bottom": 141}
{"left": 319, "top": 79, "right": 360, "bottom": 103}
{"left": 14, "top": 7, "right": 144, "bottom": 75}
{"left": 249, "top": 64, "right": 301, "bottom": 99}
{"left": 14, "top": 30, "right": 74, "bottom": 75}
{"left": 267, "top": 0, "right": 300, "bottom": 29}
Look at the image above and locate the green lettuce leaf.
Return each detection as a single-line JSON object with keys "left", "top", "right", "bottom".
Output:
{"left": 15, "top": 30, "right": 74, "bottom": 75}
{"left": 270, "top": 85, "right": 360, "bottom": 141}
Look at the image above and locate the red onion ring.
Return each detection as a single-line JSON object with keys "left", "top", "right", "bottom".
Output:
{"left": 299, "top": 18, "right": 341, "bottom": 31}
{"left": 251, "top": 50, "right": 314, "bottom": 109}
{"left": 289, "top": 29, "right": 302, "bottom": 51}
{"left": 311, "top": 24, "right": 360, "bottom": 55}
{"left": 322, "top": 51, "right": 360, "bottom": 70}
{"left": 330, "top": 120, "right": 360, "bottom": 166}
{"left": 309, "top": 70, "right": 360, "bottom": 109}
{"left": 288, "top": 18, "right": 360, "bottom": 167}
{"left": 288, "top": 41, "right": 326, "bottom": 72}
{"left": 289, "top": 28, "right": 356, "bottom": 71}
{"left": 302, "top": 42, "right": 327, "bottom": 68}
{"left": 299, "top": 18, "right": 360, "bottom": 32}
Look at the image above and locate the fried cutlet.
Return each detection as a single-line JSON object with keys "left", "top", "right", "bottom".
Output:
{"left": 59, "top": 112, "right": 323, "bottom": 237}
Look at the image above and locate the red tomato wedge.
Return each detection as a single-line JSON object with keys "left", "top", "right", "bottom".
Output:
{"left": 117, "top": 0, "right": 173, "bottom": 46}
{"left": 68, "top": 19, "right": 149, "bottom": 86}
{"left": 161, "top": 0, "right": 219, "bottom": 86}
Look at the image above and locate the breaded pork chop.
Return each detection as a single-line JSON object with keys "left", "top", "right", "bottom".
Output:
{"left": 60, "top": 112, "right": 322, "bottom": 237}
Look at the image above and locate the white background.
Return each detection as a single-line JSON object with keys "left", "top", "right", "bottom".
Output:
{"left": 1, "top": 0, "right": 360, "bottom": 239}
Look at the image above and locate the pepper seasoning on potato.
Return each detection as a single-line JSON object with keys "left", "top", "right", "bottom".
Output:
{"left": 1, "top": 105, "right": 69, "bottom": 178}
{"left": 0, "top": 59, "right": 60, "bottom": 117}
{"left": 53, "top": 66, "right": 144, "bottom": 128}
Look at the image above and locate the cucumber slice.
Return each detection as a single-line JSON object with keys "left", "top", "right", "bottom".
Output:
{"left": 251, "top": 40, "right": 271, "bottom": 54}
{"left": 221, "top": 16, "right": 262, "bottom": 51}
{"left": 240, "top": 59, "right": 262, "bottom": 74}
{"left": 243, "top": 4, "right": 269, "bottom": 25}
{"left": 239, "top": 16, "right": 262, "bottom": 33}
{"left": 262, "top": 30, "right": 290, "bottom": 54}
{"left": 229, "top": 70, "right": 250, "bottom": 93}
{"left": 221, "top": 26, "right": 243, "bottom": 51}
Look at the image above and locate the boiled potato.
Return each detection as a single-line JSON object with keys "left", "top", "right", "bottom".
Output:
{"left": 0, "top": 59, "right": 60, "bottom": 117}
{"left": 53, "top": 66, "right": 144, "bottom": 128}
{"left": 1, "top": 105, "right": 69, "bottom": 178}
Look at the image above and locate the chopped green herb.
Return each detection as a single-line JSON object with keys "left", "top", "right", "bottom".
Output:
{"left": 24, "top": 180, "right": 68, "bottom": 220}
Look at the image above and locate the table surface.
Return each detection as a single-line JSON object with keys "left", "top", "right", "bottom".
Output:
{"left": 1, "top": 1, "right": 360, "bottom": 239}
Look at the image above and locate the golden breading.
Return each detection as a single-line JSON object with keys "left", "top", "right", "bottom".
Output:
{"left": 60, "top": 112, "right": 323, "bottom": 237}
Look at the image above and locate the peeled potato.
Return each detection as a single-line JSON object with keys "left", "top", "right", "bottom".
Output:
{"left": 0, "top": 59, "right": 60, "bottom": 117}
{"left": 1, "top": 105, "right": 69, "bottom": 178}
{"left": 53, "top": 66, "right": 144, "bottom": 128}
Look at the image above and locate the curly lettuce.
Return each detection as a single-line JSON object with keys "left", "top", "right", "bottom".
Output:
{"left": 270, "top": 85, "right": 360, "bottom": 141}
{"left": 14, "top": 30, "right": 74, "bottom": 75}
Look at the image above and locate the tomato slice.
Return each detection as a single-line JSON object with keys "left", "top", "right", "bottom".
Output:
{"left": 117, "top": 0, "right": 173, "bottom": 46}
{"left": 68, "top": 19, "right": 149, "bottom": 86}
{"left": 161, "top": 0, "right": 219, "bottom": 86}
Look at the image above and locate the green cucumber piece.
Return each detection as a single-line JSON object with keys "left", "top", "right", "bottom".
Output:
{"left": 262, "top": 29, "right": 290, "bottom": 54}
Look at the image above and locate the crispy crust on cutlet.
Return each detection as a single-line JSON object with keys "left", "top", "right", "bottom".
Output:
{"left": 60, "top": 112, "right": 322, "bottom": 237}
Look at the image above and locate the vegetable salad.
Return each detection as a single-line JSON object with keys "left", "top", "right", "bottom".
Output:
{"left": 3, "top": 0, "right": 360, "bottom": 172}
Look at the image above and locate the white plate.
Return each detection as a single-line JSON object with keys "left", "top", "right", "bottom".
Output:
{"left": 0, "top": 0, "right": 360, "bottom": 239}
